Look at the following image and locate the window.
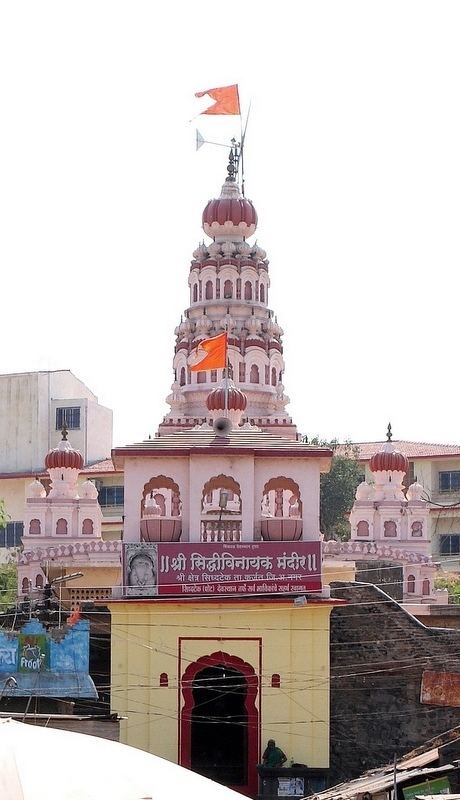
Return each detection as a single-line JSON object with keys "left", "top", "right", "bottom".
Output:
{"left": 56, "top": 406, "right": 81, "bottom": 430}
{"left": 407, "top": 574, "right": 415, "bottom": 594}
{"left": 197, "top": 371, "right": 206, "bottom": 384}
{"left": 224, "top": 279, "right": 233, "bottom": 299}
{"left": 0, "top": 521, "right": 24, "bottom": 548}
{"left": 260, "top": 284, "right": 265, "bottom": 303}
{"left": 271, "top": 367, "right": 277, "bottom": 386}
{"left": 357, "top": 520, "right": 369, "bottom": 537}
{"left": 205, "top": 280, "right": 213, "bottom": 299}
{"left": 98, "top": 486, "right": 124, "bottom": 507}
{"left": 439, "top": 471, "right": 460, "bottom": 493}
{"left": 422, "top": 579, "right": 430, "bottom": 596}
{"left": 244, "top": 281, "right": 252, "bottom": 300}
{"left": 411, "top": 521, "right": 423, "bottom": 537}
{"left": 193, "top": 284, "right": 198, "bottom": 302}
{"left": 440, "top": 534, "right": 460, "bottom": 555}
{"left": 29, "top": 519, "right": 41, "bottom": 535}
{"left": 250, "top": 364, "right": 259, "bottom": 384}
{"left": 383, "top": 520, "right": 397, "bottom": 537}
{"left": 239, "top": 363, "right": 246, "bottom": 382}
{"left": 265, "top": 365, "right": 270, "bottom": 384}
{"left": 56, "top": 518, "right": 68, "bottom": 535}
{"left": 210, "top": 370, "right": 217, "bottom": 383}
{"left": 82, "top": 518, "right": 94, "bottom": 535}
{"left": 179, "top": 367, "right": 186, "bottom": 386}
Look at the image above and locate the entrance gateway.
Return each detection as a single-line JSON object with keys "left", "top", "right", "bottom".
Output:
{"left": 180, "top": 652, "right": 259, "bottom": 798}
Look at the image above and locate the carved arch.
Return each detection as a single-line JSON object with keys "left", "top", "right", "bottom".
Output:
{"left": 261, "top": 476, "right": 302, "bottom": 517}
{"left": 141, "top": 475, "right": 181, "bottom": 517}
{"left": 201, "top": 474, "right": 241, "bottom": 512}
{"left": 180, "top": 651, "right": 259, "bottom": 798}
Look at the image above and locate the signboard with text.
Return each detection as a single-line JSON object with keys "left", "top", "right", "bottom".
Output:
{"left": 123, "top": 541, "right": 322, "bottom": 597}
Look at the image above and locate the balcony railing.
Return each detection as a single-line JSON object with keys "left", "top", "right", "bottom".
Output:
{"left": 201, "top": 520, "right": 242, "bottom": 542}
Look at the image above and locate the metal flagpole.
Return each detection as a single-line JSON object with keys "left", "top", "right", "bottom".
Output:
{"left": 224, "top": 326, "right": 229, "bottom": 416}
{"left": 240, "top": 99, "right": 252, "bottom": 197}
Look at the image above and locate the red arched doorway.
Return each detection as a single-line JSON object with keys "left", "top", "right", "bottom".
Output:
{"left": 180, "top": 651, "right": 259, "bottom": 798}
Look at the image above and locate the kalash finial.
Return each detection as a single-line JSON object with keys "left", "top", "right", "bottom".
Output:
{"left": 226, "top": 138, "right": 240, "bottom": 183}
{"left": 386, "top": 422, "right": 392, "bottom": 442}
{"left": 61, "top": 423, "right": 68, "bottom": 441}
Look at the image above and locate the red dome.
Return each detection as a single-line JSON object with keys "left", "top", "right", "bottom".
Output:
{"left": 202, "top": 197, "right": 257, "bottom": 229}
{"left": 370, "top": 448, "right": 408, "bottom": 474}
{"left": 45, "top": 445, "right": 84, "bottom": 471}
{"left": 206, "top": 386, "right": 247, "bottom": 412}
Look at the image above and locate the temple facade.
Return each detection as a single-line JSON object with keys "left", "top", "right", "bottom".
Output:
{"left": 106, "top": 157, "right": 342, "bottom": 798}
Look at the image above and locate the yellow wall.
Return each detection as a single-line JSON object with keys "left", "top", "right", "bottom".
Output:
{"left": 108, "top": 599, "right": 333, "bottom": 769}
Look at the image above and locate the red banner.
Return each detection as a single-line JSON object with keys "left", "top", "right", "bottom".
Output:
{"left": 123, "top": 541, "right": 321, "bottom": 597}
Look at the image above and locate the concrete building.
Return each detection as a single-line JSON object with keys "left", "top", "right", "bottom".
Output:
{"left": 0, "top": 369, "right": 112, "bottom": 474}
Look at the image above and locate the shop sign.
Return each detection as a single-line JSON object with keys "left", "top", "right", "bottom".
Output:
{"left": 18, "top": 634, "right": 48, "bottom": 672}
{"left": 402, "top": 776, "right": 450, "bottom": 799}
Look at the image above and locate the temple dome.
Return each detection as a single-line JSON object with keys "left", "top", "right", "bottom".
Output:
{"left": 206, "top": 381, "right": 247, "bottom": 412}
{"left": 370, "top": 443, "right": 408, "bottom": 475}
{"left": 202, "top": 179, "right": 257, "bottom": 239}
{"left": 45, "top": 433, "right": 84, "bottom": 471}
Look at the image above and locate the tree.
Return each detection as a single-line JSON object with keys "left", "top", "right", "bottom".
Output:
{"left": 0, "top": 498, "right": 8, "bottom": 529}
{"left": 0, "top": 499, "right": 16, "bottom": 610}
{"left": 303, "top": 437, "right": 363, "bottom": 540}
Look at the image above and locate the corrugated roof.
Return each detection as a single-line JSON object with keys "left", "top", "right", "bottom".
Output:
{"left": 337, "top": 440, "right": 460, "bottom": 461}
{"left": 310, "top": 764, "right": 454, "bottom": 800}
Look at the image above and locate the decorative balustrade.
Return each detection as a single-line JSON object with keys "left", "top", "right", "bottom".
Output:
{"left": 201, "top": 520, "right": 242, "bottom": 542}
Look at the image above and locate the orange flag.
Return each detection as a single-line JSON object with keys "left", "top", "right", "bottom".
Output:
{"left": 195, "top": 84, "right": 240, "bottom": 116}
{"left": 188, "top": 332, "right": 228, "bottom": 372}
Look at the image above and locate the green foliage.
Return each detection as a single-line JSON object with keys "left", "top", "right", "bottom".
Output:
{"left": 0, "top": 499, "right": 16, "bottom": 609}
{"left": 435, "top": 574, "right": 460, "bottom": 605}
{"left": 303, "top": 437, "right": 363, "bottom": 541}
{"left": 0, "top": 563, "right": 17, "bottom": 611}
{"left": 0, "top": 499, "right": 9, "bottom": 529}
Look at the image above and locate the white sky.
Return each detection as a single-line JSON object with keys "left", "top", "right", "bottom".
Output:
{"left": 1, "top": 1, "right": 459, "bottom": 448}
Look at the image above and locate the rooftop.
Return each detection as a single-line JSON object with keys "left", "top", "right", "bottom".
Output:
{"left": 112, "top": 427, "right": 332, "bottom": 468}
{"left": 337, "top": 440, "right": 460, "bottom": 461}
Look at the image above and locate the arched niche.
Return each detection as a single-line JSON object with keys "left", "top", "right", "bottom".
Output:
{"left": 201, "top": 475, "right": 242, "bottom": 542}
{"left": 260, "top": 477, "right": 303, "bottom": 541}
{"left": 141, "top": 476, "right": 181, "bottom": 518}
{"left": 29, "top": 519, "right": 41, "bottom": 535}
{"left": 201, "top": 475, "right": 242, "bottom": 513}
{"left": 56, "top": 518, "right": 68, "bottom": 535}
{"left": 261, "top": 476, "right": 302, "bottom": 518}
{"left": 82, "top": 518, "right": 94, "bottom": 535}
{"left": 356, "top": 520, "right": 369, "bottom": 537}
